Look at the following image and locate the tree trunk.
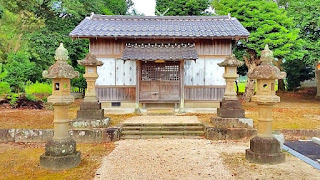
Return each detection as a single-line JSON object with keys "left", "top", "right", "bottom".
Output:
{"left": 243, "top": 78, "right": 255, "bottom": 102}
{"left": 242, "top": 50, "right": 259, "bottom": 102}
{"left": 273, "top": 58, "right": 285, "bottom": 91}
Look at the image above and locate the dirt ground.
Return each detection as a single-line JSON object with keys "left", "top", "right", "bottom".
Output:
{"left": 0, "top": 142, "right": 115, "bottom": 180}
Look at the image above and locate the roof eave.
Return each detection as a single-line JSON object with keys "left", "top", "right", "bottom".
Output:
{"left": 69, "top": 35, "right": 250, "bottom": 40}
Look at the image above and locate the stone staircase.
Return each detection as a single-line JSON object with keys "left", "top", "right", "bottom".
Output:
{"left": 146, "top": 108, "right": 175, "bottom": 116}
{"left": 120, "top": 122, "right": 205, "bottom": 139}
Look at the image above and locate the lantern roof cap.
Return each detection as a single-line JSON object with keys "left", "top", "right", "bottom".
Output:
{"left": 248, "top": 44, "right": 286, "bottom": 80}
{"left": 42, "top": 43, "right": 79, "bottom": 79}
{"left": 218, "top": 54, "right": 244, "bottom": 67}
{"left": 78, "top": 53, "right": 103, "bottom": 66}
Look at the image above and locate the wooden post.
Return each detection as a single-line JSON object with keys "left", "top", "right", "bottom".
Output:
{"left": 179, "top": 60, "right": 185, "bottom": 113}
{"left": 135, "top": 61, "right": 141, "bottom": 114}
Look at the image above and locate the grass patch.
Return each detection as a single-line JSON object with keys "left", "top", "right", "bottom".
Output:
{"left": 0, "top": 142, "right": 115, "bottom": 180}
{"left": 25, "top": 81, "right": 52, "bottom": 95}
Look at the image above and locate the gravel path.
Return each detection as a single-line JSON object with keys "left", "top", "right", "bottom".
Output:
{"left": 94, "top": 139, "right": 236, "bottom": 180}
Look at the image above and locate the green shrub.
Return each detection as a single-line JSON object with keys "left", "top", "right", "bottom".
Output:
{"left": 0, "top": 63, "right": 11, "bottom": 96}
{"left": 7, "top": 93, "right": 19, "bottom": 106}
{"left": 25, "top": 93, "right": 37, "bottom": 101}
{"left": 284, "top": 60, "right": 314, "bottom": 91}
{"left": 25, "top": 81, "right": 52, "bottom": 94}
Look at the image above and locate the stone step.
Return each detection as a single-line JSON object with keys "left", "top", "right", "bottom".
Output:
{"left": 122, "top": 123, "right": 203, "bottom": 127}
{"left": 121, "top": 135, "right": 204, "bottom": 139}
{"left": 122, "top": 126, "right": 204, "bottom": 131}
{"left": 121, "top": 130, "right": 204, "bottom": 136}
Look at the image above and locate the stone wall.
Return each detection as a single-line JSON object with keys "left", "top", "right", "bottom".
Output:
{"left": 0, "top": 128, "right": 120, "bottom": 143}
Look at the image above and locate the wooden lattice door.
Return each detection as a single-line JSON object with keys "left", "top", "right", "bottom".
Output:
{"left": 140, "top": 61, "right": 180, "bottom": 101}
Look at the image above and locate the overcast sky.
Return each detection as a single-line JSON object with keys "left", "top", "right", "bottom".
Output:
{"left": 132, "top": 0, "right": 156, "bottom": 16}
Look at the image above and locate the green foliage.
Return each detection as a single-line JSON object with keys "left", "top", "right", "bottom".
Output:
{"left": 0, "top": 0, "right": 134, "bottom": 94}
{"left": 156, "top": 0, "right": 210, "bottom": 16}
{"left": 285, "top": 0, "right": 320, "bottom": 64}
{"left": 71, "top": 65, "right": 86, "bottom": 92}
{"left": 0, "top": 4, "right": 3, "bottom": 19}
{"left": 4, "top": 51, "right": 36, "bottom": 92}
{"left": 213, "top": 0, "right": 303, "bottom": 60}
{"left": 0, "top": 63, "right": 10, "bottom": 96}
{"left": 25, "top": 93, "right": 37, "bottom": 101}
{"left": 284, "top": 60, "right": 314, "bottom": 90}
{"left": 25, "top": 81, "right": 52, "bottom": 95}
{"left": 7, "top": 92, "right": 19, "bottom": 106}
{"left": 104, "top": 0, "right": 132, "bottom": 15}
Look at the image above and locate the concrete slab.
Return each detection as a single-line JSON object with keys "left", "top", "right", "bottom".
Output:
{"left": 312, "top": 137, "right": 320, "bottom": 146}
{"left": 124, "top": 116, "right": 201, "bottom": 124}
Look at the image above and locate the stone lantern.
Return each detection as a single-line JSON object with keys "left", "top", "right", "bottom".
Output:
{"left": 217, "top": 54, "right": 245, "bottom": 118}
{"left": 72, "top": 53, "right": 106, "bottom": 128}
{"left": 245, "top": 44, "right": 286, "bottom": 164}
{"left": 78, "top": 53, "right": 103, "bottom": 102}
{"left": 40, "top": 43, "right": 80, "bottom": 170}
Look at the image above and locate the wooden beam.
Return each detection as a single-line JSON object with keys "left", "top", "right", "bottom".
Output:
{"left": 179, "top": 60, "right": 185, "bottom": 113}
{"left": 134, "top": 60, "right": 141, "bottom": 113}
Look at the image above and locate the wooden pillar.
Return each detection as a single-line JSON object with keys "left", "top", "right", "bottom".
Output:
{"left": 179, "top": 60, "right": 185, "bottom": 113}
{"left": 135, "top": 60, "right": 141, "bottom": 114}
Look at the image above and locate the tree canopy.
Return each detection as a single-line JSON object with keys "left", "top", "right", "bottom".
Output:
{"left": 156, "top": 0, "right": 210, "bottom": 16}
{"left": 0, "top": 0, "right": 133, "bottom": 93}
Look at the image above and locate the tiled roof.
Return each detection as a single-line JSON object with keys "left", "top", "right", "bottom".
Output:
{"left": 121, "top": 43, "right": 198, "bottom": 61}
{"left": 70, "top": 14, "right": 250, "bottom": 39}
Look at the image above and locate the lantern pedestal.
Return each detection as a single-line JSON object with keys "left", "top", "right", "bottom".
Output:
{"left": 245, "top": 136, "right": 285, "bottom": 164}
{"left": 217, "top": 98, "right": 245, "bottom": 118}
{"left": 40, "top": 138, "right": 81, "bottom": 170}
{"left": 71, "top": 101, "right": 110, "bottom": 129}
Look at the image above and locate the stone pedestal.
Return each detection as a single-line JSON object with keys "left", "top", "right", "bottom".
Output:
{"left": 77, "top": 102, "right": 104, "bottom": 119}
{"left": 245, "top": 136, "right": 285, "bottom": 164}
{"left": 71, "top": 101, "right": 109, "bottom": 129}
{"left": 217, "top": 98, "right": 245, "bottom": 118}
{"left": 40, "top": 139, "right": 81, "bottom": 170}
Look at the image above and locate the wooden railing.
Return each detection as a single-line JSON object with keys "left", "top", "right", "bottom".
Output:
{"left": 96, "top": 86, "right": 135, "bottom": 101}
{"left": 184, "top": 86, "right": 225, "bottom": 101}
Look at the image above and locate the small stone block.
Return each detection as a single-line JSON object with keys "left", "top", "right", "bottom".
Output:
{"left": 80, "top": 102, "right": 101, "bottom": 110}
{"left": 217, "top": 108, "right": 245, "bottom": 118}
{"left": 245, "top": 149, "right": 285, "bottom": 164}
{"left": 104, "top": 128, "right": 120, "bottom": 142}
{"left": 45, "top": 139, "right": 76, "bottom": 156}
{"left": 76, "top": 109, "right": 104, "bottom": 120}
{"left": 245, "top": 136, "right": 285, "bottom": 164}
{"left": 220, "top": 99, "right": 242, "bottom": 109}
{"left": 0, "top": 129, "right": 15, "bottom": 142}
{"left": 312, "top": 137, "right": 320, "bottom": 146}
{"left": 40, "top": 151, "right": 81, "bottom": 170}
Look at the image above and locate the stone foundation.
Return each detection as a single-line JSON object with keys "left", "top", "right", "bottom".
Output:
{"left": 40, "top": 139, "right": 81, "bottom": 170}
{"left": 73, "top": 101, "right": 107, "bottom": 128}
{"left": 205, "top": 126, "right": 256, "bottom": 140}
{"left": 245, "top": 136, "right": 285, "bottom": 164}
{"left": 217, "top": 99, "right": 245, "bottom": 118}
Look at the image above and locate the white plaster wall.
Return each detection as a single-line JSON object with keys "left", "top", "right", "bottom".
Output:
{"left": 96, "top": 58, "right": 136, "bottom": 86}
{"left": 184, "top": 57, "right": 225, "bottom": 86}
{"left": 204, "top": 57, "right": 225, "bottom": 86}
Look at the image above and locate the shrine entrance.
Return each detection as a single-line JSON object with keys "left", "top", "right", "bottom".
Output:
{"left": 139, "top": 61, "right": 180, "bottom": 102}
